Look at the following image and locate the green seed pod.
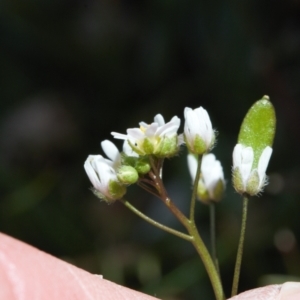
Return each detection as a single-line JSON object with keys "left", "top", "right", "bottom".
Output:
{"left": 238, "top": 95, "right": 276, "bottom": 168}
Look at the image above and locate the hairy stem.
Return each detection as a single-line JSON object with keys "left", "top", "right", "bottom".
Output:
{"left": 231, "top": 195, "right": 249, "bottom": 296}
{"left": 210, "top": 202, "right": 219, "bottom": 272}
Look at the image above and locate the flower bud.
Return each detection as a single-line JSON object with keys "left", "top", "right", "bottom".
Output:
{"left": 184, "top": 107, "right": 215, "bottom": 155}
{"left": 117, "top": 165, "right": 139, "bottom": 184}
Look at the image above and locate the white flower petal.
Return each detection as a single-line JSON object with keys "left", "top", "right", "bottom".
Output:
{"left": 111, "top": 132, "right": 128, "bottom": 140}
{"left": 156, "top": 121, "right": 180, "bottom": 136}
{"left": 144, "top": 123, "right": 159, "bottom": 137}
{"left": 101, "top": 140, "right": 120, "bottom": 162}
{"left": 127, "top": 128, "right": 145, "bottom": 139}
{"left": 187, "top": 154, "right": 197, "bottom": 180}
{"left": 233, "top": 144, "right": 243, "bottom": 169}
{"left": 201, "top": 154, "right": 224, "bottom": 197}
{"left": 184, "top": 106, "right": 214, "bottom": 152}
{"left": 187, "top": 153, "right": 225, "bottom": 200}
{"left": 257, "top": 146, "right": 273, "bottom": 185}
{"left": 233, "top": 144, "right": 254, "bottom": 187}
{"left": 154, "top": 114, "right": 165, "bottom": 126}
{"left": 84, "top": 155, "right": 101, "bottom": 188}
{"left": 123, "top": 140, "right": 139, "bottom": 157}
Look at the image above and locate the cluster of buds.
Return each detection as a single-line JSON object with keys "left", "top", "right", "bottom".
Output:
{"left": 84, "top": 96, "right": 275, "bottom": 202}
{"left": 84, "top": 107, "right": 226, "bottom": 203}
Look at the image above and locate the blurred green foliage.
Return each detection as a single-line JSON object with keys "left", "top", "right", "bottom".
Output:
{"left": 1, "top": 0, "right": 300, "bottom": 299}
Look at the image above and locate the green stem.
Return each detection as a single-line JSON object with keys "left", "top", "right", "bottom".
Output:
{"left": 119, "top": 198, "right": 192, "bottom": 242}
{"left": 231, "top": 195, "right": 249, "bottom": 297}
{"left": 188, "top": 221, "right": 225, "bottom": 300}
{"left": 210, "top": 202, "right": 219, "bottom": 272}
{"left": 190, "top": 155, "right": 203, "bottom": 221}
{"left": 138, "top": 155, "right": 224, "bottom": 299}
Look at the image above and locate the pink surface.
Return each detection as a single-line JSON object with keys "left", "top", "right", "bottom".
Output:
{"left": 0, "top": 233, "right": 159, "bottom": 300}
{"left": 228, "top": 282, "right": 300, "bottom": 300}
{"left": 1, "top": 232, "right": 299, "bottom": 300}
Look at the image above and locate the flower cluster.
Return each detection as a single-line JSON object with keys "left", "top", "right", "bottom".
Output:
{"left": 84, "top": 99, "right": 274, "bottom": 202}
{"left": 84, "top": 106, "right": 222, "bottom": 202}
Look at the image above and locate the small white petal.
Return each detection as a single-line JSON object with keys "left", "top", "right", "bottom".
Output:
{"left": 101, "top": 140, "right": 120, "bottom": 163}
{"left": 184, "top": 109, "right": 199, "bottom": 143}
{"left": 139, "top": 121, "right": 148, "bottom": 128}
{"left": 123, "top": 140, "right": 139, "bottom": 157}
{"left": 84, "top": 155, "right": 101, "bottom": 188}
{"left": 201, "top": 154, "right": 224, "bottom": 197}
{"left": 144, "top": 123, "right": 159, "bottom": 137}
{"left": 170, "top": 116, "right": 181, "bottom": 127}
{"left": 233, "top": 144, "right": 254, "bottom": 187}
{"left": 184, "top": 107, "right": 192, "bottom": 119}
{"left": 156, "top": 121, "right": 180, "bottom": 136}
{"left": 127, "top": 128, "right": 145, "bottom": 139}
{"left": 257, "top": 146, "right": 273, "bottom": 185}
{"left": 184, "top": 106, "right": 214, "bottom": 152}
{"left": 187, "top": 153, "right": 225, "bottom": 200}
{"left": 111, "top": 132, "right": 128, "bottom": 140}
{"left": 187, "top": 154, "right": 197, "bottom": 180}
{"left": 154, "top": 114, "right": 165, "bottom": 126}
{"left": 233, "top": 144, "right": 243, "bottom": 169}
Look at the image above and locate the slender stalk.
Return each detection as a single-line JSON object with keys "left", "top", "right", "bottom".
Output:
{"left": 231, "top": 195, "right": 249, "bottom": 297}
{"left": 190, "top": 155, "right": 202, "bottom": 221}
{"left": 188, "top": 221, "right": 225, "bottom": 300}
{"left": 138, "top": 155, "right": 225, "bottom": 299}
{"left": 119, "top": 198, "right": 192, "bottom": 242}
{"left": 210, "top": 202, "right": 219, "bottom": 271}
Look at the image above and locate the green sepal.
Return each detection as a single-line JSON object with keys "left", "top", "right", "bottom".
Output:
{"left": 185, "top": 134, "right": 207, "bottom": 155}
{"left": 238, "top": 95, "right": 276, "bottom": 169}
{"left": 212, "top": 179, "right": 225, "bottom": 202}
{"left": 128, "top": 140, "right": 145, "bottom": 156}
{"left": 246, "top": 170, "right": 260, "bottom": 196}
{"left": 108, "top": 180, "right": 127, "bottom": 199}
{"left": 197, "top": 180, "right": 210, "bottom": 204}
{"left": 232, "top": 167, "right": 244, "bottom": 194}
{"left": 143, "top": 138, "right": 154, "bottom": 154}
{"left": 155, "top": 135, "right": 178, "bottom": 157}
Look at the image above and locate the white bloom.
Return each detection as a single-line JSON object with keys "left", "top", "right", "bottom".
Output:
{"left": 111, "top": 114, "right": 181, "bottom": 157}
{"left": 188, "top": 153, "right": 225, "bottom": 203}
{"left": 123, "top": 140, "right": 139, "bottom": 157}
{"left": 184, "top": 106, "right": 215, "bottom": 154}
{"left": 101, "top": 140, "right": 122, "bottom": 168}
{"left": 84, "top": 140, "right": 126, "bottom": 201}
{"left": 232, "top": 144, "right": 273, "bottom": 195}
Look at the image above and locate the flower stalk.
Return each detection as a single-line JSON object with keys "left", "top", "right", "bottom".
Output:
{"left": 210, "top": 202, "right": 219, "bottom": 271}
{"left": 231, "top": 195, "right": 249, "bottom": 297}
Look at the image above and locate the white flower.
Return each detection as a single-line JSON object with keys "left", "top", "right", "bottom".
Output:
{"left": 188, "top": 153, "right": 225, "bottom": 203}
{"left": 232, "top": 144, "right": 273, "bottom": 195}
{"left": 123, "top": 140, "right": 139, "bottom": 157}
{"left": 184, "top": 107, "right": 215, "bottom": 154}
{"left": 84, "top": 140, "right": 126, "bottom": 202}
{"left": 111, "top": 114, "right": 181, "bottom": 157}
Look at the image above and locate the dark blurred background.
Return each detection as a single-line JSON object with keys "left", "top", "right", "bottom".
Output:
{"left": 1, "top": 0, "right": 300, "bottom": 299}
